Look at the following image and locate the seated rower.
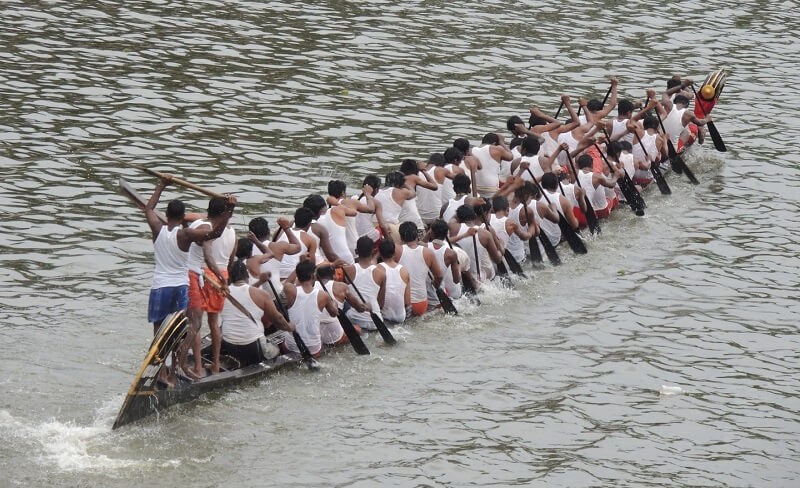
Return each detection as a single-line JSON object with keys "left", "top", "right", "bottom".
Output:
{"left": 395, "top": 221, "right": 443, "bottom": 317}
{"left": 506, "top": 182, "right": 540, "bottom": 264}
{"left": 377, "top": 238, "right": 410, "bottom": 323}
{"left": 441, "top": 173, "right": 484, "bottom": 224}
{"left": 439, "top": 147, "right": 465, "bottom": 206}
{"left": 425, "top": 219, "right": 463, "bottom": 302}
{"left": 219, "top": 259, "right": 295, "bottom": 368}
{"left": 417, "top": 153, "right": 455, "bottom": 227}
{"left": 557, "top": 170, "right": 588, "bottom": 229}
{"left": 353, "top": 175, "right": 386, "bottom": 244}
{"left": 326, "top": 179, "right": 377, "bottom": 257}
{"left": 400, "top": 158, "right": 437, "bottom": 230}
{"left": 576, "top": 154, "right": 620, "bottom": 219}
{"left": 317, "top": 183, "right": 358, "bottom": 264}
{"left": 248, "top": 217, "right": 300, "bottom": 290}
{"left": 303, "top": 194, "right": 341, "bottom": 264}
{"left": 537, "top": 173, "right": 579, "bottom": 246}
{"left": 374, "top": 172, "right": 416, "bottom": 242}
{"left": 314, "top": 264, "right": 370, "bottom": 347}
{"left": 449, "top": 205, "right": 502, "bottom": 283}
{"left": 472, "top": 132, "right": 514, "bottom": 198}
{"left": 277, "top": 207, "right": 318, "bottom": 281}
{"left": 282, "top": 260, "right": 338, "bottom": 358}
{"left": 490, "top": 195, "right": 534, "bottom": 262}
{"left": 344, "top": 236, "right": 387, "bottom": 331}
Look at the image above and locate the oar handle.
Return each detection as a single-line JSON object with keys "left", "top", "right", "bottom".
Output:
{"left": 565, "top": 152, "right": 582, "bottom": 189}
{"left": 121, "top": 161, "right": 226, "bottom": 198}
{"left": 554, "top": 100, "right": 564, "bottom": 119}
{"left": 471, "top": 233, "right": 481, "bottom": 280}
{"left": 341, "top": 268, "right": 366, "bottom": 303}
{"left": 525, "top": 168, "right": 551, "bottom": 205}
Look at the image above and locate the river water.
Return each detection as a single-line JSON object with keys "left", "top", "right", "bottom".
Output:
{"left": 1, "top": 1, "right": 799, "bottom": 486}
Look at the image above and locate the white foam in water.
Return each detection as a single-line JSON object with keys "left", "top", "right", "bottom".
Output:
{"left": 659, "top": 385, "right": 684, "bottom": 396}
{"left": 0, "top": 403, "right": 182, "bottom": 474}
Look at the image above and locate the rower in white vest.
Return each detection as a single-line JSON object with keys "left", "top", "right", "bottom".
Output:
{"left": 440, "top": 147, "right": 464, "bottom": 205}
{"left": 377, "top": 239, "right": 410, "bottom": 323}
{"left": 472, "top": 132, "right": 513, "bottom": 198}
{"left": 629, "top": 116, "right": 664, "bottom": 186}
{"left": 399, "top": 158, "right": 436, "bottom": 230}
{"left": 374, "top": 171, "right": 415, "bottom": 242}
{"left": 316, "top": 188, "right": 357, "bottom": 265}
{"left": 417, "top": 153, "right": 456, "bottom": 227}
{"left": 448, "top": 204, "right": 502, "bottom": 283}
{"left": 489, "top": 195, "right": 534, "bottom": 262}
{"left": 354, "top": 175, "right": 385, "bottom": 244}
{"left": 220, "top": 259, "right": 295, "bottom": 367}
{"left": 395, "top": 221, "right": 443, "bottom": 317}
{"left": 315, "top": 264, "right": 370, "bottom": 346}
{"left": 248, "top": 216, "right": 301, "bottom": 292}
{"left": 302, "top": 194, "right": 341, "bottom": 264}
{"left": 283, "top": 260, "right": 338, "bottom": 358}
{"left": 425, "top": 219, "right": 462, "bottom": 302}
{"left": 276, "top": 207, "right": 317, "bottom": 281}
{"left": 344, "top": 237, "right": 386, "bottom": 331}
{"left": 325, "top": 179, "right": 377, "bottom": 256}
{"left": 576, "top": 155, "right": 620, "bottom": 220}
{"left": 453, "top": 138, "right": 479, "bottom": 184}
{"left": 441, "top": 173, "right": 484, "bottom": 225}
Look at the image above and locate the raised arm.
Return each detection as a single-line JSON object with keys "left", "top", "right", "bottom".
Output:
{"left": 145, "top": 177, "right": 170, "bottom": 239}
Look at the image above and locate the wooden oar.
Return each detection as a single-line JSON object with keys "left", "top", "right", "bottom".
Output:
{"left": 521, "top": 201, "right": 552, "bottom": 266}
{"left": 689, "top": 84, "right": 726, "bottom": 152}
{"left": 341, "top": 269, "right": 396, "bottom": 345}
{"left": 554, "top": 100, "right": 564, "bottom": 119}
{"left": 472, "top": 233, "right": 482, "bottom": 281}
{"left": 576, "top": 84, "right": 613, "bottom": 117}
{"left": 428, "top": 271, "right": 457, "bottom": 315}
{"left": 526, "top": 168, "right": 587, "bottom": 255}
{"left": 564, "top": 152, "right": 601, "bottom": 235}
{"left": 653, "top": 109, "right": 699, "bottom": 184}
{"left": 264, "top": 280, "right": 320, "bottom": 370}
{"left": 120, "top": 161, "right": 226, "bottom": 198}
{"left": 633, "top": 131, "right": 671, "bottom": 195}
{"left": 119, "top": 178, "right": 168, "bottom": 223}
{"left": 594, "top": 143, "right": 645, "bottom": 216}
{"left": 317, "top": 280, "right": 370, "bottom": 355}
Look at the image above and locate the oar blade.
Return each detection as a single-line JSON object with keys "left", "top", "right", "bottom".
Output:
{"left": 650, "top": 162, "right": 672, "bottom": 195}
{"left": 708, "top": 122, "right": 727, "bottom": 152}
{"left": 503, "top": 249, "right": 526, "bottom": 276}
{"left": 338, "top": 311, "right": 370, "bottom": 355}
{"left": 538, "top": 234, "right": 561, "bottom": 266}
{"left": 371, "top": 312, "right": 396, "bottom": 345}
{"left": 583, "top": 197, "right": 601, "bottom": 235}
{"left": 559, "top": 217, "right": 587, "bottom": 254}
{"left": 436, "top": 288, "right": 458, "bottom": 315}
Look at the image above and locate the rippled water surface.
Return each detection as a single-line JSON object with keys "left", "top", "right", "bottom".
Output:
{"left": 2, "top": 1, "right": 799, "bottom": 486}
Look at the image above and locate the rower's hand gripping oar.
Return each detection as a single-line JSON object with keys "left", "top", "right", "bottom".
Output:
{"left": 264, "top": 279, "right": 320, "bottom": 370}
{"left": 526, "top": 168, "right": 587, "bottom": 255}
{"left": 689, "top": 83, "right": 726, "bottom": 152}
{"left": 593, "top": 143, "right": 645, "bottom": 216}
{"left": 564, "top": 152, "right": 601, "bottom": 235}
{"left": 317, "top": 280, "right": 370, "bottom": 355}
{"left": 341, "top": 269, "right": 396, "bottom": 345}
{"left": 653, "top": 108, "right": 699, "bottom": 184}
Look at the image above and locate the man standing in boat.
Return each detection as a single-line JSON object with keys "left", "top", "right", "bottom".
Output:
{"left": 143, "top": 176, "right": 235, "bottom": 336}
